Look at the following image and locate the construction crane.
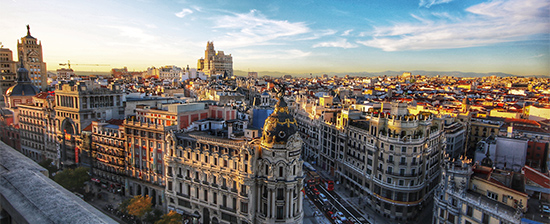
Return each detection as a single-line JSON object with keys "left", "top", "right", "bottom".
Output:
{"left": 59, "top": 60, "right": 110, "bottom": 69}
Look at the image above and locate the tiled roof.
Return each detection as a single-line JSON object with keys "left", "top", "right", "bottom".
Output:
{"left": 522, "top": 165, "right": 550, "bottom": 189}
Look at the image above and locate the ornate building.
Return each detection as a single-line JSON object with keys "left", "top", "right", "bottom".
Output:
{"left": 17, "top": 25, "right": 47, "bottom": 90}
{"left": 4, "top": 61, "right": 39, "bottom": 109}
{"left": 54, "top": 81, "right": 124, "bottom": 167}
{"left": 165, "top": 94, "right": 304, "bottom": 224}
{"left": 197, "top": 42, "right": 233, "bottom": 78}
{"left": 433, "top": 157, "right": 527, "bottom": 224}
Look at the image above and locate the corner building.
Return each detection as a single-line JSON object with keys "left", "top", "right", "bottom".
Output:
{"left": 165, "top": 95, "right": 304, "bottom": 224}
{"left": 337, "top": 103, "right": 445, "bottom": 221}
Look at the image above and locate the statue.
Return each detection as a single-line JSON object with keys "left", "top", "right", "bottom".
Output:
{"left": 26, "top": 24, "right": 31, "bottom": 36}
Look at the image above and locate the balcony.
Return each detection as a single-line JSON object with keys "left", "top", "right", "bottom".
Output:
{"left": 220, "top": 205, "right": 236, "bottom": 213}
{"left": 231, "top": 188, "right": 238, "bottom": 193}
{"left": 386, "top": 159, "right": 394, "bottom": 163}
{"left": 399, "top": 161, "right": 407, "bottom": 166}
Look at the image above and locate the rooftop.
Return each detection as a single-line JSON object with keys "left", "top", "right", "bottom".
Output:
{"left": 0, "top": 141, "right": 117, "bottom": 224}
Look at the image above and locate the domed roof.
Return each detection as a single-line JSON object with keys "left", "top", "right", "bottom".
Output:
{"left": 5, "top": 62, "right": 39, "bottom": 97}
{"left": 261, "top": 95, "right": 297, "bottom": 149}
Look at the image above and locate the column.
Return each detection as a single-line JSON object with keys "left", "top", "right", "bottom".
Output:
{"left": 286, "top": 188, "right": 291, "bottom": 218}
{"left": 270, "top": 189, "right": 276, "bottom": 218}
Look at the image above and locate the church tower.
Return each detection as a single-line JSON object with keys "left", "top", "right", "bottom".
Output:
{"left": 17, "top": 25, "right": 47, "bottom": 90}
{"left": 254, "top": 92, "right": 304, "bottom": 223}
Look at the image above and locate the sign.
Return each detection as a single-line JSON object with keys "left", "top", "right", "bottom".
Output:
{"left": 289, "top": 150, "right": 300, "bottom": 157}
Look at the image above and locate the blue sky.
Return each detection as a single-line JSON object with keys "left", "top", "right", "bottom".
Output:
{"left": 1, "top": 0, "right": 548, "bottom": 76}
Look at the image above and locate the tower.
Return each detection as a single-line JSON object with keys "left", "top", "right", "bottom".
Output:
{"left": 254, "top": 92, "right": 304, "bottom": 223}
{"left": 17, "top": 25, "right": 47, "bottom": 90}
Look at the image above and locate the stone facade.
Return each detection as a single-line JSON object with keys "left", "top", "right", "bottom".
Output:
{"left": 197, "top": 42, "right": 233, "bottom": 78}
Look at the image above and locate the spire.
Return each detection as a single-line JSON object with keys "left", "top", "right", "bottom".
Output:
{"left": 16, "top": 52, "right": 30, "bottom": 83}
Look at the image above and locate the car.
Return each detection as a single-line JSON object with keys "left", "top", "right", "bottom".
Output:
{"left": 335, "top": 220, "right": 343, "bottom": 224}
{"left": 312, "top": 188, "right": 320, "bottom": 195}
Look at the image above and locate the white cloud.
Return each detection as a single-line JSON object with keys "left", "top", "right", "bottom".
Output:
{"left": 419, "top": 0, "right": 454, "bottom": 8}
{"left": 313, "top": 39, "right": 358, "bottom": 49}
{"left": 213, "top": 9, "right": 310, "bottom": 47}
{"left": 106, "top": 25, "right": 157, "bottom": 44}
{"left": 175, "top": 8, "right": 193, "bottom": 18}
{"left": 342, "top": 29, "right": 353, "bottom": 36}
{"left": 358, "top": 0, "right": 550, "bottom": 51}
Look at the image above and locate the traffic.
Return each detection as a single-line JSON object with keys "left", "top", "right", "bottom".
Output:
{"left": 304, "top": 162, "right": 369, "bottom": 224}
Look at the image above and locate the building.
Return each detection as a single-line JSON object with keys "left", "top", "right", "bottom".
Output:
{"left": 165, "top": 94, "right": 305, "bottom": 223}
{"left": 475, "top": 136, "right": 528, "bottom": 172}
{"left": 523, "top": 105, "right": 550, "bottom": 122}
{"left": 445, "top": 121, "right": 466, "bottom": 159}
{"left": 0, "top": 46, "right": 17, "bottom": 98}
{"left": 18, "top": 92, "right": 56, "bottom": 162}
{"left": 159, "top": 65, "right": 183, "bottom": 81}
{"left": 56, "top": 68, "right": 75, "bottom": 80}
{"left": 54, "top": 81, "right": 124, "bottom": 167}
{"left": 433, "top": 157, "right": 528, "bottom": 224}
{"left": 17, "top": 25, "right": 47, "bottom": 90}
{"left": 3, "top": 61, "right": 39, "bottom": 109}
{"left": 90, "top": 119, "right": 126, "bottom": 193}
{"left": 340, "top": 103, "right": 445, "bottom": 221}
{"left": 197, "top": 42, "right": 233, "bottom": 78}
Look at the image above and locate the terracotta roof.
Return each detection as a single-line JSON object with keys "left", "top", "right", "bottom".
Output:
{"left": 504, "top": 118, "right": 540, "bottom": 127}
{"left": 107, "top": 119, "right": 124, "bottom": 126}
{"left": 522, "top": 165, "right": 550, "bottom": 188}
{"left": 82, "top": 123, "right": 93, "bottom": 132}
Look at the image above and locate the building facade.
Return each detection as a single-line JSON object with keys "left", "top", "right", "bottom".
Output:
{"left": 54, "top": 81, "right": 124, "bottom": 167}
{"left": 165, "top": 95, "right": 304, "bottom": 224}
{"left": 433, "top": 158, "right": 526, "bottom": 224}
{"left": 18, "top": 92, "right": 56, "bottom": 162}
{"left": 91, "top": 120, "right": 126, "bottom": 191}
{"left": 17, "top": 25, "right": 47, "bottom": 90}
{"left": 197, "top": 42, "right": 233, "bottom": 78}
{"left": 0, "top": 47, "right": 17, "bottom": 97}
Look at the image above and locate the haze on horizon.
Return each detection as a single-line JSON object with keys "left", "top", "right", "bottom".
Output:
{"left": 1, "top": 0, "right": 549, "bottom": 76}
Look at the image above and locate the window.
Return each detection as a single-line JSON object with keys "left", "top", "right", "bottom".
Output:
{"left": 487, "top": 191, "right": 498, "bottom": 201}
{"left": 204, "top": 190, "right": 208, "bottom": 201}
{"left": 213, "top": 192, "right": 217, "bottom": 204}
{"left": 447, "top": 213, "right": 455, "bottom": 223}
{"left": 279, "top": 167, "right": 283, "bottom": 177}
{"left": 466, "top": 206, "right": 473, "bottom": 216}
{"left": 482, "top": 213, "right": 489, "bottom": 224}
{"left": 503, "top": 195, "right": 508, "bottom": 203}
{"left": 401, "top": 146, "right": 406, "bottom": 153}
{"left": 277, "top": 206, "right": 284, "bottom": 219}
{"left": 241, "top": 202, "right": 248, "bottom": 213}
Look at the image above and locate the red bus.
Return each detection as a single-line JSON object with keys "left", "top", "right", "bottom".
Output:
{"left": 324, "top": 180, "right": 334, "bottom": 191}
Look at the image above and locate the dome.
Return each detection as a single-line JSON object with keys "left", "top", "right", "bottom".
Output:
{"left": 261, "top": 96, "right": 297, "bottom": 149}
{"left": 5, "top": 63, "right": 39, "bottom": 97}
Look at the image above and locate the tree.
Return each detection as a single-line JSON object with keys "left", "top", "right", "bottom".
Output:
{"left": 144, "top": 209, "right": 163, "bottom": 224}
{"left": 155, "top": 211, "right": 182, "bottom": 224}
{"left": 38, "top": 159, "right": 58, "bottom": 178}
{"left": 53, "top": 167, "right": 89, "bottom": 192}
{"left": 127, "top": 195, "right": 152, "bottom": 219}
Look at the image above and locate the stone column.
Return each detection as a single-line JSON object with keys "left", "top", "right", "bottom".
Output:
{"left": 270, "top": 188, "right": 276, "bottom": 218}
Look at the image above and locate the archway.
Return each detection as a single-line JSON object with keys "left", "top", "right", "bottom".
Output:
{"left": 202, "top": 208, "right": 210, "bottom": 224}
{"left": 61, "top": 119, "right": 75, "bottom": 135}
{"left": 136, "top": 185, "right": 142, "bottom": 196}
{"left": 144, "top": 186, "right": 149, "bottom": 197}
{"left": 211, "top": 217, "right": 219, "bottom": 224}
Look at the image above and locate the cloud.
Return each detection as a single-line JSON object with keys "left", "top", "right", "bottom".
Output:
{"left": 358, "top": 0, "right": 550, "bottom": 51}
{"left": 419, "top": 0, "right": 454, "bottom": 8}
{"left": 106, "top": 25, "right": 157, "bottom": 44}
{"left": 175, "top": 8, "right": 193, "bottom": 18}
{"left": 342, "top": 29, "right": 353, "bottom": 36}
{"left": 529, "top": 54, "right": 545, "bottom": 58}
{"left": 213, "top": 9, "right": 310, "bottom": 47}
{"left": 313, "top": 39, "right": 358, "bottom": 49}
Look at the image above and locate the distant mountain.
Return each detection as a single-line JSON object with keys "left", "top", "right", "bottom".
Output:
{"left": 234, "top": 70, "right": 548, "bottom": 78}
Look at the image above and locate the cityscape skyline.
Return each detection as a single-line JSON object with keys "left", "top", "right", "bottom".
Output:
{"left": 1, "top": 0, "right": 549, "bottom": 76}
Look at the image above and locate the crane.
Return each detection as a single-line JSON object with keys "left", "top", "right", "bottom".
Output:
{"left": 59, "top": 60, "right": 110, "bottom": 69}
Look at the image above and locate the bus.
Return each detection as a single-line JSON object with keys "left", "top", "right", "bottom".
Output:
{"left": 324, "top": 180, "right": 334, "bottom": 191}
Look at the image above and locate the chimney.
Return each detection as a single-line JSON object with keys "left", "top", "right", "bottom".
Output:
{"left": 228, "top": 123, "right": 233, "bottom": 139}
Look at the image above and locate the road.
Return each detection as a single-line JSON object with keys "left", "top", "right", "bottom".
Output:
{"left": 318, "top": 185, "right": 370, "bottom": 224}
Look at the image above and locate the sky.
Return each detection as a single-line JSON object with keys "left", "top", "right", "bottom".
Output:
{"left": 1, "top": 0, "right": 549, "bottom": 76}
